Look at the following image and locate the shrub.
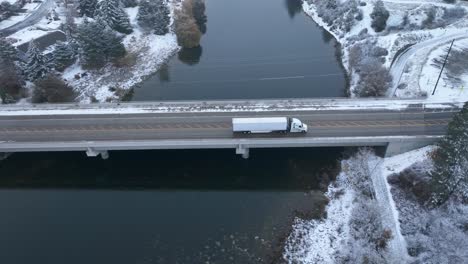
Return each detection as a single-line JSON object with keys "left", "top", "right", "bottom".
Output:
{"left": 32, "top": 74, "right": 75, "bottom": 103}
{"left": 371, "top": 0, "right": 389, "bottom": 32}
{"left": 0, "top": 59, "right": 23, "bottom": 104}
{"left": 174, "top": 3, "right": 202, "bottom": 48}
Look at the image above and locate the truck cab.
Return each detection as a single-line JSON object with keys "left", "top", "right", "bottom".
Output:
{"left": 290, "top": 118, "right": 308, "bottom": 133}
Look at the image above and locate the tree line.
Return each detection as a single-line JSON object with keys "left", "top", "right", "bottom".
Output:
{"left": 0, "top": 0, "right": 207, "bottom": 104}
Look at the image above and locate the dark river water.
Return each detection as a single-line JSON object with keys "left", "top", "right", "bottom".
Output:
{"left": 132, "top": 0, "right": 346, "bottom": 101}
{"left": 0, "top": 148, "right": 344, "bottom": 263}
{"left": 0, "top": 0, "right": 349, "bottom": 263}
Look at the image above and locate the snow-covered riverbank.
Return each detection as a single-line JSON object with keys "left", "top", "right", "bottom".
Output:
{"left": 302, "top": 0, "right": 468, "bottom": 98}
{"left": 284, "top": 149, "right": 409, "bottom": 263}
{"left": 62, "top": 5, "right": 180, "bottom": 102}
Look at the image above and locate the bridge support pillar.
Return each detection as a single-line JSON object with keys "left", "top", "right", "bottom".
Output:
{"left": 86, "top": 148, "right": 110, "bottom": 160}
{"left": 385, "top": 138, "right": 438, "bottom": 157}
{"left": 236, "top": 145, "right": 250, "bottom": 159}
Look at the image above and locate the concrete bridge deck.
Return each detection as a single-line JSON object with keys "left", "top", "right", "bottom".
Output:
{"left": 0, "top": 98, "right": 463, "bottom": 158}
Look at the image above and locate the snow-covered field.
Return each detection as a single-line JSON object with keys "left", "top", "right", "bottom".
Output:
{"left": 418, "top": 38, "right": 468, "bottom": 100}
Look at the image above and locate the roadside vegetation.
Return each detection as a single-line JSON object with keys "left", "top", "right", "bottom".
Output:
{"left": 285, "top": 148, "right": 399, "bottom": 263}
{"left": 388, "top": 103, "right": 468, "bottom": 262}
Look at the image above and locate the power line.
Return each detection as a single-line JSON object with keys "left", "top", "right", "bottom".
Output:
{"left": 432, "top": 39, "right": 455, "bottom": 96}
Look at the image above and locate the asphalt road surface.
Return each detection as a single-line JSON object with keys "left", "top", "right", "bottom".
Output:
{"left": 0, "top": 0, "right": 54, "bottom": 36}
{"left": 0, "top": 109, "right": 455, "bottom": 143}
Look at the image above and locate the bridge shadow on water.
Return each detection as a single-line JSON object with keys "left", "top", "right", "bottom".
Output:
{"left": 0, "top": 148, "right": 351, "bottom": 191}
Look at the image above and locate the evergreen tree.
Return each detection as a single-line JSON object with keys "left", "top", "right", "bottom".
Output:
{"left": 121, "top": 0, "right": 138, "bottom": 8}
{"left": 192, "top": 0, "right": 207, "bottom": 34}
{"left": 137, "top": 0, "right": 170, "bottom": 35}
{"left": 24, "top": 41, "right": 48, "bottom": 81}
{"left": 53, "top": 41, "right": 76, "bottom": 72}
{"left": 77, "top": 19, "right": 126, "bottom": 68}
{"left": 371, "top": 0, "right": 390, "bottom": 32}
{"left": 430, "top": 104, "right": 468, "bottom": 206}
{"left": 0, "top": 58, "right": 23, "bottom": 104}
{"left": 95, "top": 0, "right": 133, "bottom": 34}
{"left": 78, "top": 0, "right": 97, "bottom": 18}
{"left": 33, "top": 74, "right": 75, "bottom": 103}
{"left": 0, "top": 38, "right": 18, "bottom": 62}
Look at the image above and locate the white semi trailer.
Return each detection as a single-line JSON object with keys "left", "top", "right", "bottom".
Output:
{"left": 232, "top": 117, "right": 308, "bottom": 134}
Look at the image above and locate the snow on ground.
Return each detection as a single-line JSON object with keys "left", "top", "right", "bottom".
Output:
{"left": 383, "top": 146, "right": 435, "bottom": 176}
{"left": 368, "top": 155, "right": 409, "bottom": 262}
{"left": 385, "top": 146, "right": 468, "bottom": 263}
{"left": 0, "top": 98, "right": 463, "bottom": 116}
{"left": 302, "top": 0, "right": 468, "bottom": 99}
{"left": 418, "top": 39, "right": 468, "bottom": 101}
{"left": 62, "top": 5, "right": 180, "bottom": 102}
{"left": 8, "top": 16, "right": 62, "bottom": 47}
{"left": 284, "top": 149, "right": 412, "bottom": 263}
{"left": 283, "top": 176, "right": 354, "bottom": 263}
{"left": 0, "top": 2, "right": 41, "bottom": 29}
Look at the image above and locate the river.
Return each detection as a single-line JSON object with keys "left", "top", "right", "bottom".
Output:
{"left": 132, "top": 0, "right": 346, "bottom": 101}
{"left": 0, "top": 0, "right": 349, "bottom": 263}
{"left": 0, "top": 148, "right": 344, "bottom": 263}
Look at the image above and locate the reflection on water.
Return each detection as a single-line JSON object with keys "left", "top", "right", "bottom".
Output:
{"left": 178, "top": 46, "right": 203, "bottom": 66}
{"left": 285, "top": 0, "right": 303, "bottom": 19}
{"left": 0, "top": 148, "right": 344, "bottom": 263}
{"left": 133, "top": 0, "right": 346, "bottom": 101}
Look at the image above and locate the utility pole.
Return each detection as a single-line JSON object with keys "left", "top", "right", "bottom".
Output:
{"left": 432, "top": 39, "right": 455, "bottom": 96}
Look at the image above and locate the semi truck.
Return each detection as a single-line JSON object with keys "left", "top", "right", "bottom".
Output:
{"left": 232, "top": 117, "right": 308, "bottom": 134}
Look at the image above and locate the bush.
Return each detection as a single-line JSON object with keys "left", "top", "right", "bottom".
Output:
{"left": 310, "top": 0, "right": 360, "bottom": 33}
{"left": 32, "top": 74, "right": 75, "bottom": 103}
{"left": 174, "top": 2, "right": 202, "bottom": 48}
{"left": 355, "top": 59, "right": 393, "bottom": 97}
{"left": 371, "top": 0, "right": 389, "bottom": 32}
{"left": 191, "top": 0, "right": 207, "bottom": 33}
{"left": 113, "top": 52, "right": 137, "bottom": 68}
{"left": 0, "top": 59, "right": 23, "bottom": 104}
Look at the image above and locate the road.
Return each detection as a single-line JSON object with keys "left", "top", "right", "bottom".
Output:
{"left": 0, "top": 0, "right": 54, "bottom": 36}
{"left": 389, "top": 31, "right": 468, "bottom": 96}
{"left": 0, "top": 108, "right": 455, "bottom": 144}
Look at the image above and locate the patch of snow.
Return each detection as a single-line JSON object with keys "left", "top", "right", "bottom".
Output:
{"left": 418, "top": 39, "right": 468, "bottom": 101}
{"left": 0, "top": 2, "right": 41, "bottom": 29}
{"left": 368, "top": 156, "right": 409, "bottom": 262}
{"left": 283, "top": 167, "right": 354, "bottom": 263}
{"left": 0, "top": 98, "right": 463, "bottom": 116}
{"left": 383, "top": 146, "right": 435, "bottom": 177}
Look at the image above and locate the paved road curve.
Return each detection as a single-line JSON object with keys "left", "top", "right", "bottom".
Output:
{"left": 0, "top": 0, "right": 54, "bottom": 36}
{"left": 389, "top": 31, "right": 468, "bottom": 96}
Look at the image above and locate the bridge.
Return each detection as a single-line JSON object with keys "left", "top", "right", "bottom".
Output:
{"left": 0, "top": 98, "right": 464, "bottom": 159}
